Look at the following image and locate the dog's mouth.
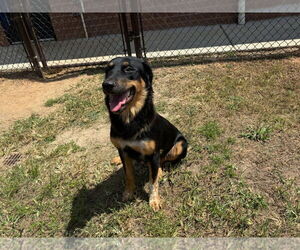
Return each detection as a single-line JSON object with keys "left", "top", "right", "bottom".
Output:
{"left": 108, "top": 87, "right": 135, "bottom": 113}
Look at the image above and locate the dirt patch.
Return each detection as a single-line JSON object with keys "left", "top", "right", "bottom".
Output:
{"left": 53, "top": 122, "right": 110, "bottom": 148}
{"left": 291, "top": 57, "right": 300, "bottom": 64}
{"left": 52, "top": 121, "right": 116, "bottom": 161}
{"left": 0, "top": 73, "right": 91, "bottom": 132}
{"left": 232, "top": 129, "right": 300, "bottom": 196}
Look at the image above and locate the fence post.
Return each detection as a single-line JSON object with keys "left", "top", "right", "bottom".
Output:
{"left": 23, "top": 13, "right": 48, "bottom": 69}
{"left": 119, "top": 13, "right": 132, "bottom": 56}
{"left": 138, "top": 13, "right": 147, "bottom": 58}
{"left": 130, "top": 13, "right": 143, "bottom": 58}
{"left": 12, "top": 13, "right": 44, "bottom": 78}
{"left": 238, "top": 0, "right": 246, "bottom": 25}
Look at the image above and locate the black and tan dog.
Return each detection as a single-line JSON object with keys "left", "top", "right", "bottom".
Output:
{"left": 102, "top": 57, "right": 187, "bottom": 211}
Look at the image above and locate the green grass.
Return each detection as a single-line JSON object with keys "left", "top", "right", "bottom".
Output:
{"left": 199, "top": 121, "right": 222, "bottom": 141}
{"left": 240, "top": 124, "right": 272, "bottom": 142}
{"left": 0, "top": 57, "right": 299, "bottom": 237}
{"left": 44, "top": 98, "right": 60, "bottom": 107}
{"left": 226, "top": 95, "right": 244, "bottom": 111}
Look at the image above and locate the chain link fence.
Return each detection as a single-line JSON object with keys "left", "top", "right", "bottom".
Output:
{"left": 141, "top": 13, "right": 300, "bottom": 59}
{"left": 0, "top": 13, "right": 299, "bottom": 75}
{"left": 0, "top": 13, "right": 30, "bottom": 71}
{"left": 32, "top": 13, "right": 125, "bottom": 68}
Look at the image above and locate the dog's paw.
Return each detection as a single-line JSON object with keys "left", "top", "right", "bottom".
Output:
{"left": 122, "top": 190, "right": 134, "bottom": 202}
{"left": 111, "top": 156, "right": 122, "bottom": 165}
{"left": 149, "top": 196, "right": 162, "bottom": 211}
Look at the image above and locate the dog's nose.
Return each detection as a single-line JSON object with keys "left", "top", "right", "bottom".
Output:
{"left": 102, "top": 80, "right": 115, "bottom": 92}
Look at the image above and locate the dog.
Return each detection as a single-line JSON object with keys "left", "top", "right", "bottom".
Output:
{"left": 102, "top": 57, "right": 188, "bottom": 211}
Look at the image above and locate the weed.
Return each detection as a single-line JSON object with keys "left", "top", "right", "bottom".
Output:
{"left": 144, "top": 212, "right": 178, "bottom": 237}
{"left": 224, "top": 164, "right": 237, "bottom": 178}
{"left": 44, "top": 98, "right": 60, "bottom": 107}
{"left": 226, "top": 137, "right": 236, "bottom": 145}
{"left": 227, "top": 96, "right": 244, "bottom": 111}
{"left": 199, "top": 121, "right": 222, "bottom": 141}
{"left": 240, "top": 124, "right": 272, "bottom": 142}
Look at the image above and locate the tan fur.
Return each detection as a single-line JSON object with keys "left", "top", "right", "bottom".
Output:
{"left": 122, "top": 155, "right": 135, "bottom": 201}
{"left": 162, "top": 140, "right": 184, "bottom": 163}
{"left": 111, "top": 137, "right": 156, "bottom": 155}
{"left": 130, "top": 140, "right": 155, "bottom": 155}
{"left": 110, "top": 156, "right": 122, "bottom": 165}
{"left": 148, "top": 165, "right": 163, "bottom": 211}
{"left": 110, "top": 137, "right": 121, "bottom": 149}
{"left": 120, "top": 79, "right": 147, "bottom": 123}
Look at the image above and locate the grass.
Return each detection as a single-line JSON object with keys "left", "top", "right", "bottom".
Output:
{"left": 199, "top": 121, "right": 222, "bottom": 141}
{"left": 0, "top": 57, "right": 299, "bottom": 237}
{"left": 240, "top": 124, "right": 272, "bottom": 142}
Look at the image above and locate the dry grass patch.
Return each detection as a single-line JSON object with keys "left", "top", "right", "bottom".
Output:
{"left": 0, "top": 57, "right": 299, "bottom": 237}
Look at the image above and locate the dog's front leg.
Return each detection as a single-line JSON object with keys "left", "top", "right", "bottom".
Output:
{"left": 120, "top": 150, "right": 136, "bottom": 201}
{"left": 148, "top": 153, "right": 162, "bottom": 211}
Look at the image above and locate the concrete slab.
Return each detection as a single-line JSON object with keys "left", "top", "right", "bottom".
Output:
{"left": 221, "top": 16, "right": 300, "bottom": 45}
{"left": 41, "top": 34, "right": 124, "bottom": 61}
{"left": 0, "top": 42, "right": 28, "bottom": 66}
{"left": 144, "top": 24, "right": 231, "bottom": 53}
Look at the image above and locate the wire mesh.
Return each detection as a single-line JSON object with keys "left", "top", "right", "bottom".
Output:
{"left": 141, "top": 13, "right": 300, "bottom": 60}
{"left": 0, "top": 13, "right": 299, "bottom": 73}
{"left": 0, "top": 13, "right": 31, "bottom": 72}
{"left": 31, "top": 13, "right": 125, "bottom": 68}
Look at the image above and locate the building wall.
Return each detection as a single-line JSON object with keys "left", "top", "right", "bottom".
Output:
{"left": 49, "top": 13, "right": 239, "bottom": 41}
{"left": 0, "top": 24, "right": 9, "bottom": 46}
{"left": 49, "top": 13, "right": 121, "bottom": 41}
{"left": 3, "top": 13, "right": 297, "bottom": 44}
{"left": 141, "top": 13, "right": 237, "bottom": 31}
{"left": 49, "top": 13, "right": 86, "bottom": 40}
{"left": 83, "top": 13, "right": 120, "bottom": 37}
{"left": 50, "top": 13, "right": 296, "bottom": 41}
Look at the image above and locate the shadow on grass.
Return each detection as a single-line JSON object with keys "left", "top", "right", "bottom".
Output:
{"left": 3, "top": 48, "right": 299, "bottom": 82}
{"left": 1, "top": 65, "right": 106, "bottom": 82}
{"left": 65, "top": 167, "right": 149, "bottom": 236}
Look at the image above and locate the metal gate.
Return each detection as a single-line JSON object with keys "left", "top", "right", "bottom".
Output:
{"left": 0, "top": 13, "right": 145, "bottom": 77}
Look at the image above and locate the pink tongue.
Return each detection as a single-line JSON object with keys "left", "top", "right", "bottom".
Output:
{"left": 109, "top": 92, "right": 128, "bottom": 112}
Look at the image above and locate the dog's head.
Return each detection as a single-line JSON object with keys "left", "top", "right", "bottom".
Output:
{"left": 102, "top": 57, "right": 153, "bottom": 117}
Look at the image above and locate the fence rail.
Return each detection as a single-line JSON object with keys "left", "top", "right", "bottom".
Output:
{"left": 0, "top": 13, "right": 299, "bottom": 76}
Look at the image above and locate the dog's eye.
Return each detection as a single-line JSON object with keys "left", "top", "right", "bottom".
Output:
{"left": 124, "top": 66, "right": 135, "bottom": 73}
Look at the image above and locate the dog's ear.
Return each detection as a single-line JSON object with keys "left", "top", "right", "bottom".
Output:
{"left": 142, "top": 60, "right": 153, "bottom": 84}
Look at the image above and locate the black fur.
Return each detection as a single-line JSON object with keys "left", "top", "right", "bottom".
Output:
{"left": 103, "top": 56, "right": 188, "bottom": 183}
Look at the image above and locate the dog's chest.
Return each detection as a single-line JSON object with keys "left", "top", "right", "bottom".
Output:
{"left": 111, "top": 137, "right": 156, "bottom": 156}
